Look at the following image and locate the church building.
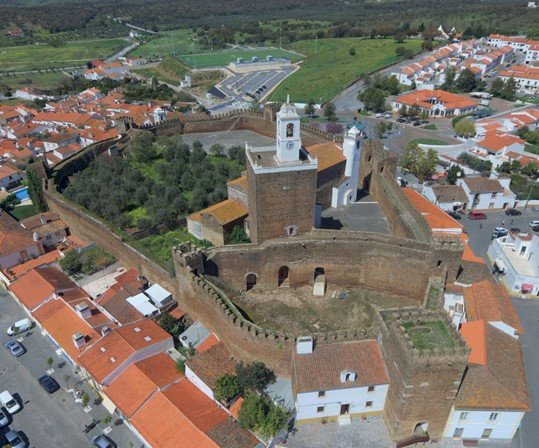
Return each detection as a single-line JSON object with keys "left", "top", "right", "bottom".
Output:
{"left": 187, "top": 99, "right": 365, "bottom": 246}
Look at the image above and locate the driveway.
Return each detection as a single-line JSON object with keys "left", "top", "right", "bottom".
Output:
{"left": 0, "top": 287, "right": 139, "bottom": 448}
{"left": 510, "top": 298, "right": 539, "bottom": 448}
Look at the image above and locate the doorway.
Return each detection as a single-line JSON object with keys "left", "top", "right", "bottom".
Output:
{"left": 245, "top": 273, "right": 257, "bottom": 291}
{"left": 340, "top": 404, "right": 350, "bottom": 415}
{"left": 278, "top": 266, "right": 289, "bottom": 287}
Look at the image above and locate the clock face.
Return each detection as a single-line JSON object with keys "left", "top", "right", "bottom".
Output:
{"left": 286, "top": 141, "right": 294, "bottom": 150}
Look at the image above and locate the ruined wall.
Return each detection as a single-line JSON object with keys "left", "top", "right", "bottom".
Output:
{"left": 374, "top": 309, "right": 469, "bottom": 441}
{"left": 204, "top": 230, "right": 432, "bottom": 301}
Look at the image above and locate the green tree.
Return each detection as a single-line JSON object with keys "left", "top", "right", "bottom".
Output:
{"left": 214, "top": 374, "right": 241, "bottom": 403}
{"left": 395, "top": 46, "right": 406, "bottom": 57}
{"left": 489, "top": 77, "right": 505, "bottom": 97}
{"left": 259, "top": 401, "right": 289, "bottom": 438}
{"left": 229, "top": 226, "right": 251, "bottom": 244}
{"left": 127, "top": 131, "right": 157, "bottom": 163}
{"left": 348, "top": 47, "right": 356, "bottom": 56}
{"left": 455, "top": 68, "right": 477, "bottom": 93}
{"left": 362, "top": 87, "right": 386, "bottom": 112}
{"left": 376, "top": 121, "right": 387, "bottom": 139}
{"left": 26, "top": 165, "right": 48, "bottom": 212}
{"left": 521, "top": 162, "right": 537, "bottom": 177}
{"left": 59, "top": 249, "right": 82, "bottom": 275}
{"left": 447, "top": 165, "right": 463, "bottom": 185}
{"left": 238, "top": 394, "right": 288, "bottom": 438}
{"left": 454, "top": 120, "right": 476, "bottom": 138}
{"left": 176, "top": 358, "right": 185, "bottom": 373}
{"left": 440, "top": 67, "right": 456, "bottom": 92}
{"left": 210, "top": 144, "right": 224, "bottom": 156}
{"left": 421, "top": 148, "right": 439, "bottom": 180}
{"left": 159, "top": 312, "right": 181, "bottom": 338}
{"left": 398, "top": 103, "right": 408, "bottom": 117}
{"left": 236, "top": 361, "right": 276, "bottom": 393}
{"left": 323, "top": 102, "right": 337, "bottom": 122}
{"left": 304, "top": 100, "right": 316, "bottom": 117}
{"left": 500, "top": 77, "right": 517, "bottom": 101}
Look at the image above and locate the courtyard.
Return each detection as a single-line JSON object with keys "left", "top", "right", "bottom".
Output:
{"left": 321, "top": 201, "right": 390, "bottom": 234}
{"left": 232, "top": 285, "right": 418, "bottom": 335}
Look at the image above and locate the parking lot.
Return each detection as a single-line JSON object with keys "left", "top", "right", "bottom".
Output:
{"left": 458, "top": 208, "right": 539, "bottom": 257}
{"left": 0, "top": 288, "right": 138, "bottom": 448}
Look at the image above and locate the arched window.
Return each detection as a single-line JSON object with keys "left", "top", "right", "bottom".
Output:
{"left": 286, "top": 123, "right": 294, "bottom": 137}
{"left": 245, "top": 273, "right": 257, "bottom": 291}
{"left": 278, "top": 266, "right": 289, "bottom": 287}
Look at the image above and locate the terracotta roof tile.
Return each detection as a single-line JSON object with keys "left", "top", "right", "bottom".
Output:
{"left": 462, "top": 177, "right": 504, "bottom": 194}
{"left": 306, "top": 143, "right": 346, "bottom": 172}
{"left": 227, "top": 175, "right": 248, "bottom": 192}
{"left": 196, "top": 334, "right": 221, "bottom": 353}
{"left": 2, "top": 249, "right": 61, "bottom": 281}
{"left": 20, "top": 212, "right": 60, "bottom": 230}
{"left": 292, "top": 340, "right": 389, "bottom": 393}
{"left": 460, "top": 320, "right": 488, "bottom": 365}
{"left": 395, "top": 89, "right": 477, "bottom": 112}
{"left": 464, "top": 280, "right": 523, "bottom": 334}
{"left": 403, "top": 188, "right": 463, "bottom": 232}
{"left": 199, "top": 199, "right": 247, "bottom": 226}
{"left": 0, "top": 211, "right": 40, "bottom": 259}
{"left": 185, "top": 343, "right": 236, "bottom": 390}
{"left": 429, "top": 185, "right": 468, "bottom": 203}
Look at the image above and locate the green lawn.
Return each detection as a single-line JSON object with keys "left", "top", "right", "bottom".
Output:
{"left": 422, "top": 123, "right": 437, "bottom": 131}
{"left": 178, "top": 48, "right": 302, "bottom": 69}
{"left": 410, "top": 138, "right": 450, "bottom": 146}
{"left": 0, "top": 71, "right": 69, "bottom": 90}
{"left": 133, "top": 56, "right": 190, "bottom": 85}
{"left": 401, "top": 320, "right": 456, "bottom": 353}
{"left": 269, "top": 38, "right": 423, "bottom": 103}
{"left": 135, "top": 227, "right": 211, "bottom": 263}
{"left": 130, "top": 29, "right": 202, "bottom": 59}
{"left": 9, "top": 204, "right": 37, "bottom": 220}
{"left": 0, "top": 38, "right": 127, "bottom": 73}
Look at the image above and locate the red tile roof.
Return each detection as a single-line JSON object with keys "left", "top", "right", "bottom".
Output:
{"left": 306, "top": 142, "right": 346, "bottom": 172}
{"left": 2, "top": 249, "right": 61, "bottom": 281}
{"left": 185, "top": 343, "right": 236, "bottom": 391}
{"left": 0, "top": 211, "right": 40, "bottom": 259}
{"left": 395, "top": 89, "right": 477, "bottom": 111}
{"left": 460, "top": 320, "right": 488, "bottom": 365}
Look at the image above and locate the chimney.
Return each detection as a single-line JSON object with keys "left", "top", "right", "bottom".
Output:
{"left": 296, "top": 336, "right": 314, "bottom": 355}
{"left": 101, "top": 325, "right": 111, "bottom": 337}
{"left": 72, "top": 332, "right": 86, "bottom": 349}
{"left": 75, "top": 303, "right": 91, "bottom": 319}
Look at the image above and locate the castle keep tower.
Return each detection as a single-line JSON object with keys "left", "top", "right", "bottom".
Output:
{"left": 246, "top": 98, "right": 318, "bottom": 244}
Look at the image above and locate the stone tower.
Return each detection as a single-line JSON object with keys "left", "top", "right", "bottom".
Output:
{"left": 374, "top": 309, "right": 469, "bottom": 442}
{"left": 246, "top": 98, "right": 318, "bottom": 245}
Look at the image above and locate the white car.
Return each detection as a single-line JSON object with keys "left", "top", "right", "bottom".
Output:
{"left": 529, "top": 221, "right": 539, "bottom": 228}
{"left": 0, "top": 391, "right": 20, "bottom": 414}
{"left": 375, "top": 113, "right": 383, "bottom": 118}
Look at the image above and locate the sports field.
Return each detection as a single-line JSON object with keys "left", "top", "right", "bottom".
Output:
{"left": 0, "top": 38, "right": 127, "bottom": 73}
{"left": 269, "top": 37, "right": 423, "bottom": 103}
{"left": 178, "top": 48, "right": 302, "bottom": 68}
{"left": 130, "top": 29, "right": 202, "bottom": 59}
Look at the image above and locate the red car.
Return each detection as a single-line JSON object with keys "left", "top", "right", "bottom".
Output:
{"left": 468, "top": 210, "right": 487, "bottom": 220}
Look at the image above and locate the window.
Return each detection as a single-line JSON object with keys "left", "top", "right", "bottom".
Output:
{"left": 491, "top": 193, "right": 497, "bottom": 199}
{"left": 286, "top": 123, "right": 294, "bottom": 137}
{"left": 489, "top": 413, "right": 498, "bottom": 421}
{"left": 481, "top": 429, "right": 492, "bottom": 439}
{"left": 317, "top": 406, "right": 325, "bottom": 413}
{"left": 318, "top": 391, "right": 326, "bottom": 398}
{"left": 367, "top": 386, "right": 375, "bottom": 392}
{"left": 459, "top": 412, "right": 469, "bottom": 420}
{"left": 453, "top": 428, "right": 464, "bottom": 438}
{"left": 366, "top": 401, "right": 373, "bottom": 407}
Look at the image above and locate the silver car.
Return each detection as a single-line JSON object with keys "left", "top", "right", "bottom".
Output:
{"left": 4, "top": 340, "right": 25, "bottom": 357}
{"left": 5, "top": 430, "right": 26, "bottom": 448}
{"left": 0, "top": 407, "right": 8, "bottom": 427}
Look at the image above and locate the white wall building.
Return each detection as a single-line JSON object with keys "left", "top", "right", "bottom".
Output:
{"left": 456, "top": 177, "right": 516, "bottom": 210}
{"left": 421, "top": 184, "right": 469, "bottom": 211}
{"left": 487, "top": 231, "right": 539, "bottom": 296}
{"left": 292, "top": 337, "right": 390, "bottom": 424}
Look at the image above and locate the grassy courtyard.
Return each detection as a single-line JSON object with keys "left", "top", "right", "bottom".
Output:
{"left": 178, "top": 48, "right": 302, "bottom": 68}
{"left": 9, "top": 204, "right": 37, "bottom": 221}
{"left": 401, "top": 320, "right": 456, "bottom": 353}
{"left": 269, "top": 37, "right": 423, "bottom": 103}
{"left": 0, "top": 38, "right": 127, "bottom": 73}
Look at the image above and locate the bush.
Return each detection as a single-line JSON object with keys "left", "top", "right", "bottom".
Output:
{"left": 238, "top": 394, "right": 289, "bottom": 438}
{"left": 59, "top": 247, "right": 116, "bottom": 276}
{"left": 236, "top": 361, "right": 276, "bottom": 393}
{"left": 214, "top": 374, "right": 241, "bottom": 403}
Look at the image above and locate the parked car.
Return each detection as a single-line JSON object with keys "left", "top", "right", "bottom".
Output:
{"left": 510, "top": 227, "right": 521, "bottom": 233}
{"left": 5, "top": 430, "right": 26, "bottom": 448}
{"left": 413, "top": 121, "right": 421, "bottom": 126}
{"left": 0, "top": 391, "right": 20, "bottom": 414}
{"left": 375, "top": 113, "right": 383, "bottom": 118}
{"left": 92, "top": 434, "right": 117, "bottom": 448}
{"left": 532, "top": 225, "right": 539, "bottom": 232}
{"left": 383, "top": 113, "right": 392, "bottom": 119}
{"left": 532, "top": 206, "right": 539, "bottom": 212}
{"left": 4, "top": 340, "right": 25, "bottom": 357}
{"left": 468, "top": 210, "right": 487, "bottom": 220}
{"left": 529, "top": 220, "right": 539, "bottom": 228}
{"left": 447, "top": 211, "right": 462, "bottom": 220}
{"left": 37, "top": 375, "right": 60, "bottom": 394}
{"left": 7, "top": 318, "right": 32, "bottom": 336}
{"left": 492, "top": 227, "right": 508, "bottom": 238}
{"left": 505, "top": 208, "right": 522, "bottom": 216}
{"left": 0, "top": 407, "right": 9, "bottom": 427}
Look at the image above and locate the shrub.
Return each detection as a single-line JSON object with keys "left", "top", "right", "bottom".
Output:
{"left": 238, "top": 394, "right": 289, "bottom": 438}
{"left": 214, "top": 374, "right": 241, "bottom": 403}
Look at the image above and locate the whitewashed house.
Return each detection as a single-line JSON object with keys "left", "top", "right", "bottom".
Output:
{"left": 443, "top": 320, "right": 530, "bottom": 443}
{"left": 456, "top": 177, "right": 516, "bottom": 210}
{"left": 488, "top": 231, "right": 539, "bottom": 296}
{"left": 421, "top": 184, "right": 469, "bottom": 211}
{"left": 291, "top": 337, "right": 389, "bottom": 425}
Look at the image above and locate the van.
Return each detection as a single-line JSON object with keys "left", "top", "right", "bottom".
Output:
{"left": 468, "top": 210, "right": 487, "bottom": 220}
{"left": 7, "top": 318, "right": 32, "bottom": 336}
{"left": 0, "top": 391, "right": 20, "bottom": 414}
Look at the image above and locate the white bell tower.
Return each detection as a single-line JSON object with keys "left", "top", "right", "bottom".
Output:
{"left": 276, "top": 95, "right": 301, "bottom": 163}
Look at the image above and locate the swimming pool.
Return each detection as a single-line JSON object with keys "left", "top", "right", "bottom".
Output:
{"left": 13, "top": 187, "right": 29, "bottom": 202}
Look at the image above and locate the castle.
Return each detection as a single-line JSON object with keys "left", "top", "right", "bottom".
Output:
{"left": 187, "top": 97, "right": 365, "bottom": 246}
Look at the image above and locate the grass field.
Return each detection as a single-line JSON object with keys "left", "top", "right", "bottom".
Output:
{"left": 9, "top": 204, "right": 37, "bottom": 221}
{"left": 134, "top": 56, "right": 190, "bottom": 84}
{"left": 269, "top": 37, "right": 423, "bottom": 103}
{"left": 178, "top": 48, "right": 302, "bottom": 68}
{"left": 410, "top": 138, "right": 450, "bottom": 146}
{"left": 0, "top": 71, "right": 69, "bottom": 90}
{"left": 0, "top": 38, "right": 127, "bottom": 73}
{"left": 130, "top": 29, "right": 202, "bottom": 59}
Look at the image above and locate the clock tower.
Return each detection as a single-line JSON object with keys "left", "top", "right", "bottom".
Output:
{"left": 276, "top": 95, "right": 301, "bottom": 163}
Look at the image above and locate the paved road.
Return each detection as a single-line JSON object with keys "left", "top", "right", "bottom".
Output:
{"left": 511, "top": 298, "right": 539, "bottom": 448}
{"left": 459, "top": 208, "right": 539, "bottom": 257}
{"left": 0, "top": 288, "right": 139, "bottom": 448}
